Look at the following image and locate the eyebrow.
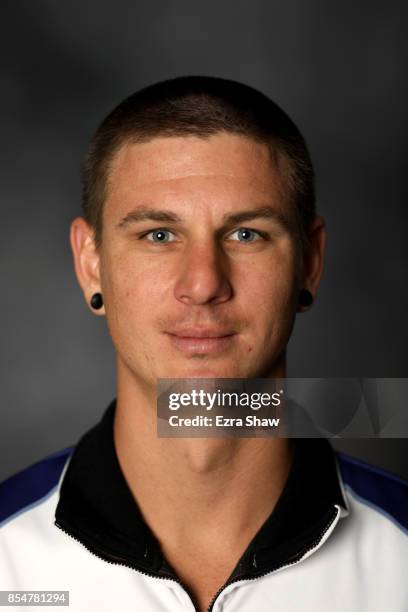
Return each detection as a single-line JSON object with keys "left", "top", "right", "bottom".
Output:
{"left": 117, "top": 207, "right": 183, "bottom": 228}
{"left": 117, "top": 205, "right": 293, "bottom": 232}
{"left": 223, "top": 206, "right": 292, "bottom": 231}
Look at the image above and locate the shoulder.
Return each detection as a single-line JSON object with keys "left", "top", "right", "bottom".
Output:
{"left": 335, "top": 451, "right": 408, "bottom": 535}
{"left": 0, "top": 447, "right": 73, "bottom": 528}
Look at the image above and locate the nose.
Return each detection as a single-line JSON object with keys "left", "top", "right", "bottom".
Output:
{"left": 174, "top": 240, "right": 233, "bottom": 306}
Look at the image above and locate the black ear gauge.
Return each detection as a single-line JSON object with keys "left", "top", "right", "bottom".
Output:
{"left": 298, "top": 288, "right": 314, "bottom": 308}
{"left": 90, "top": 292, "right": 104, "bottom": 310}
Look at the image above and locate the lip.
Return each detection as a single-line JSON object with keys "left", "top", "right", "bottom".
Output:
{"left": 165, "top": 329, "right": 237, "bottom": 354}
{"left": 166, "top": 327, "right": 235, "bottom": 338}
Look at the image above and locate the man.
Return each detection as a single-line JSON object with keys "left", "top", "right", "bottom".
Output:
{"left": 0, "top": 77, "right": 406, "bottom": 611}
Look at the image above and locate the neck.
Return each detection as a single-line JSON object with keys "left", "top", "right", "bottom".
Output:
{"left": 113, "top": 358, "right": 293, "bottom": 610}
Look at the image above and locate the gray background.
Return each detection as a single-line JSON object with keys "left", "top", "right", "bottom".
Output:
{"left": 1, "top": 1, "right": 407, "bottom": 481}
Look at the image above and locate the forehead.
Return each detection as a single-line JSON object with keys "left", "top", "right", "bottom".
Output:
{"left": 105, "top": 133, "right": 289, "bottom": 218}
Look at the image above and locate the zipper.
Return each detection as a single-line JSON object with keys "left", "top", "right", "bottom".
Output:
{"left": 206, "top": 505, "right": 340, "bottom": 611}
{"left": 54, "top": 520, "right": 200, "bottom": 611}
{"left": 56, "top": 505, "right": 340, "bottom": 612}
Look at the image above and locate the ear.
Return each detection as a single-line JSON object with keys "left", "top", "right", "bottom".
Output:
{"left": 297, "top": 216, "right": 326, "bottom": 312}
{"left": 70, "top": 217, "right": 105, "bottom": 315}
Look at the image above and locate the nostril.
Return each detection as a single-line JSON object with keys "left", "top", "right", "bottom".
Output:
{"left": 173, "top": 263, "right": 233, "bottom": 306}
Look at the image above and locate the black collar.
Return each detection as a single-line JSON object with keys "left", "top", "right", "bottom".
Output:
{"left": 55, "top": 400, "right": 347, "bottom": 580}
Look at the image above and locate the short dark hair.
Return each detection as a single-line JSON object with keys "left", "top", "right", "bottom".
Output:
{"left": 81, "top": 76, "right": 315, "bottom": 250}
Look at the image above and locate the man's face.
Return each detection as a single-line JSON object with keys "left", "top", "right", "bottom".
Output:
{"left": 98, "top": 133, "right": 301, "bottom": 383}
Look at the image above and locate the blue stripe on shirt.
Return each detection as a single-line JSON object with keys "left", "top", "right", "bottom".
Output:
{"left": 0, "top": 447, "right": 73, "bottom": 526}
{"left": 337, "top": 452, "right": 408, "bottom": 532}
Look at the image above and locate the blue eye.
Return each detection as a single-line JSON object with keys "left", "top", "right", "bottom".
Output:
{"left": 146, "top": 229, "right": 175, "bottom": 243}
{"left": 230, "top": 228, "right": 261, "bottom": 242}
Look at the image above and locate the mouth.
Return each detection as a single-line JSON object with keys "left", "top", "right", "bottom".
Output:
{"left": 164, "top": 329, "right": 237, "bottom": 355}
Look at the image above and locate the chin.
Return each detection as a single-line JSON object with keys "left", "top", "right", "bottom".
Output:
{"left": 163, "top": 360, "right": 246, "bottom": 380}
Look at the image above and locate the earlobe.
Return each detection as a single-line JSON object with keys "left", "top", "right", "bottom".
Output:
{"left": 70, "top": 217, "right": 104, "bottom": 314}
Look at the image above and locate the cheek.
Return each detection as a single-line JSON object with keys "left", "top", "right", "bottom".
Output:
{"left": 238, "top": 253, "right": 297, "bottom": 317}
{"left": 237, "top": 259, "right": 298, "bottom": 358}
{"left": 242, "top": 279, "right": 294, "bottom": 333}
{"left": 105, "top": 251, "right": 170, "bottom": 296}
{"left": 100, "top": 254, "right": 173, "bottom": 366}
{"left": 101, "top": 253, "right": 172, "bottom": 328}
